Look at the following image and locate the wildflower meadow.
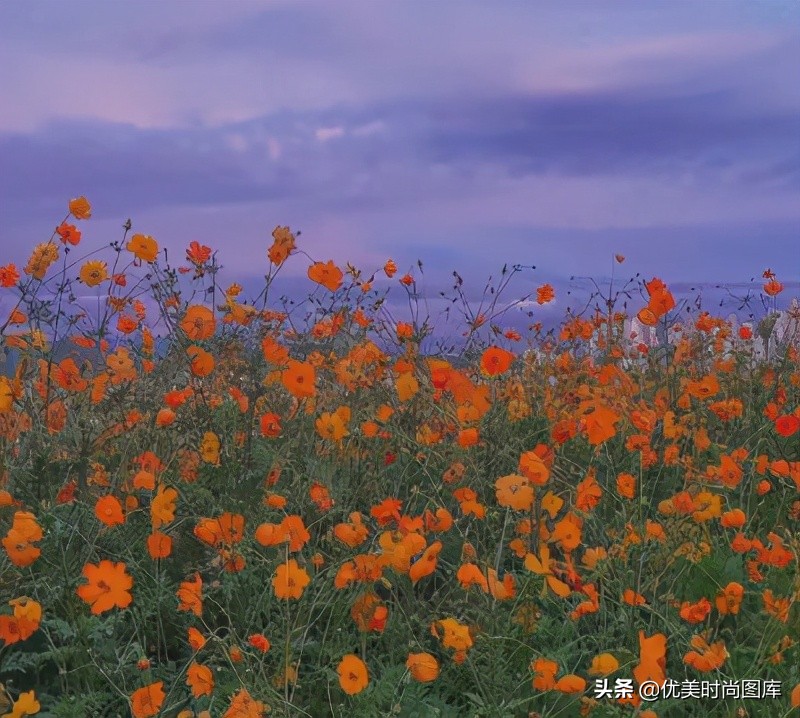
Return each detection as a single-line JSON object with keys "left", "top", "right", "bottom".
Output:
{"left": 0, "top": 197, "right": 798, "bottom": 718}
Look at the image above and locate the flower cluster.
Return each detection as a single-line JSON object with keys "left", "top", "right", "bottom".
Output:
{"left": 0, "top": 198, "right": 798, "bottom": 716}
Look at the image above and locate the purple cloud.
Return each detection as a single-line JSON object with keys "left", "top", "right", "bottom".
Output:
{"left": 0, "top": 0, "right": 797, "bottom": 311}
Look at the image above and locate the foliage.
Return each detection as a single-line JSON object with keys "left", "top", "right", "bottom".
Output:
{"left": 0, "top": 199, "right": 799, "bottom": 717}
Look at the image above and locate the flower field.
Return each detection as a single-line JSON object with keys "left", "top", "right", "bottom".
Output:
{"left": 0, "top": 198, "right": 799, "bottom": 717}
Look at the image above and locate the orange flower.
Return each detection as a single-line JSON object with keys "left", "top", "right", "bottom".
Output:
{"left": 424, "top": 507, "right": 453, "bottom": 533}
{"left": 255, "top": 522, "right": 287, "bottom": 547}
{"left": 127, "top": 234, "right": 159, "bottom": 263}
{"left": 315, "top": 409, "right": 350, "bottom": 441}
{"left": 213, "top": 512, "right": 245, "bottom": 544}
{"left": 309, "top": 482, "right": 334, "bottom": 511}
{"left": 223, "top": 688, "right": 268, "bottom": 718}
{"left": 554, "top": 674, "right": 586, "bottom": 693}
{"left": 633, "top": 631, "right": 667, "bottom": 686}
{"left": 720, "top": 508, "right": 746, "bottom": 528}
{"left": 350, "top": 592, "right": 387, "bottom": 632}
{"left": 683, "top": 635, "right": 727, "bottom": 672}
{"left": 308, "top": 260, "right": 344, "bottom": 291}
{"left": 248, "top": 633, "right": 271, "bottom": 653}
{"left": 763, "top": 278, "right": 783, "bottom": 296}
{"left": 177, "top": 573, "right": 203, "bottom": 616}
{"left": 588, "top": 653, "right": 619, "bottom": 676}
{"left": 396, "top": 321, "right": 414, "bottom": 340}
{"left": 69, "top": 196, "right": 92, "bottom": 219}
{"left": 494, "top": 474, "right": 533, "bottom": 511}
{"left": 552, "top": 513, "right": 583, "bottom": 552}
{"left": 2, "top": 690, "right": 39, "bottom": 717}
{"left": 679, "top": 597, "right": 712, "bottom": 624}
{"left": 396, "top": 372, "right": 419, "bottom": 402}
{"left": 576, "top": 471, "right": 602, "bottom": 511}
{"left": 384, "top": 259, "right": 397, "bottom": 277}
{"left": 199, "top": 431, "right": 220, "bottom": 465}
{"left": 0, "top": 263, "right": 20, "bottom": 287}
{"left": 131, "top": 681, "right": 165, "bottom": 718}
{"left": 280, "top": 514, "right": 311, "bottom": 552}
{"left": 409, "top": 541, "right": 442, "bottom": 584}
{"left": 188, "top": 626, "right": 206, "bottom": 652}
{"left": 432, "top": 617, "right": 473, "bottom": 655}
{"left": 583, "top": 404, "right": 620, "bottom": 445}
{"left": 616, "top": 473, "right": 636, "bottom": 499}
{"left": 151, "top": 485, "right": 177, "bottom": 529}
{"left": 536, "top": 284, "right": 555, "bottom": 305}
{"left": 180, "top": 305, "right": 216, "bottom": 340}
{"left": 260, "top": 412, "right": 282, "bottom": 437}
{"left": 524, "top": 546, "right": 571, "bottom": 597}
{"left": 456, "top": 563, "right": 489, "bottom": 592}
{"left": 2, "top": 512, "right": 43, "bottom": 567}
{"left": 337, "top": 654, "right": 369, "bottom": 695}
{"left": 273, "top": 559, "right": 311, "bottom": 600}
{"left": 335, "top": 554, "right": 384, "bottom": 588}
{"left": 187, "top": 662, "right": 214, "bottom": 698}
{"left": 487, "top": 569, "right": 516, "bottom": 600}
{"left": 0, "top": 597, "right": 42, "bottom": 645}
{"left": 95, "top": 495, "right": 125, "bottom": 527}
{"left": 156, "top": 408, "right": 176, "bottom": 427}
{"left": 763, "top": 589, "right": 790, "bottom": 623}
{"left": 406, "top": 652, "right": 439, "bottom": 682}
{"left": 480, "top": 346, "right": 515, "bottom": 376}
{"left": 622, "top": 588, "right": 647, "bottom": 606}
{"left": 531, "top": 657, "right": 558, "bottom": 690}
{"left": 77, "top": 560, "right": 133, "bottom": 614}
{"left": 282, "top": 359, "right": 316, "bottom": 398}
{"left": 56, "top": 222, "right": 81, "bottom": 247}
{"left": 518, "top": 451, "right": 550, "bottom": 485}
{"left": 715, "top": 582, "right": 744, "bottom": 615}
{"left": 187, "top": 345, "right": 215, "bottom": 376}
{"left": 24, "top": 242, "right": 59, "bottom": 280}
{"left": 79, "top": 260, "right": 108, "bottom": 287}
{"left": 268, "top": 226, "right": 296, "bottom": 265}
{"left": 186, "top": 240, "right": 212, "bottom": 265}
{"left": 775, "top": 414, "right": 800, "bottom": 437}
{"left": 638, "top": 277, "right": 676, "bottom": 325}
{"left": 146, "top": 531, "right": 172, "bottom": 559}
{"left": 334, "top": 513, "right": 369, "bottom": 548}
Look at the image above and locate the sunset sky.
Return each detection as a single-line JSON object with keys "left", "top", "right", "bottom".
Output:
{"left": 1, "top": 0, "right": 798, "bottom": 322}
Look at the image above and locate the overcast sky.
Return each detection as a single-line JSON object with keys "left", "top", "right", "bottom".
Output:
{"left": 1, "top": 0, "right": 798, "bottom": 314}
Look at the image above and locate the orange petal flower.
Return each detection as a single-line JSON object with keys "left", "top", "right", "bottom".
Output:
{"left": 273, "top": 559, "right": 311, "bottom": 600}
{"left": 588, "top": 653, "right": 619, "bottom": 676}
{"left": 308, "top": 260, "right": 344, "bottom": 292}
{"left": 94, "top": 495, "right": 125, "bottom": 527}
{"left": 282, "top": 359, "right": 316, "bottom": 398}
{"left": 406, "top": 652, "right": 440, "bottom": 682}
{"left": 151, "top": 485, "right": 177, "bottom": 529}
{"left": 177, "top": 573, "right": 203, "bottom": 617}
{"left": 126, "top": 234, "right": 159, "bottom": 263}
{"left": 146, "top": 531, "right": 172, "bottom": 559}
{"left": 180, "top": 305, "right": 215, "bottom": 341}
{"left": 131, "top": 681, "right": 165, "bottom": 718}
{"left": 69, "top": 196, "right": 92, "bottom": 219}
{"left": 409, "top": 541, "right": 442, "bottom": 584}
{"left": 186, "top": 662, "right": 214, "bottom": 698}
{"left": 480, "top": 346, "right": 515, "bottom": 377}
{"left": 268, "top": 226, "right": 295, "bottom": 265}
{"left": 77, "top": 560, "right": 133, "bottom": 614}
{"left": 223, "top": 688, "right": 268, "bottom": 718}
{"left": 495, "top": 474, "right": 534, "bottom": 510}
{"left": 337, "top": 654, "right": 369, "bottom": 695}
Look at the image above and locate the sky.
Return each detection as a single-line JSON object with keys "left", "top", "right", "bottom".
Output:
{"left": 1, "top": 0, "right": 798, "bottom": 326}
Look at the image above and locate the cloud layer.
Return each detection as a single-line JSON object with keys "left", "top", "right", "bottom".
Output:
{"left": 1, "top": 0, "right": 798, "bottom": 299}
